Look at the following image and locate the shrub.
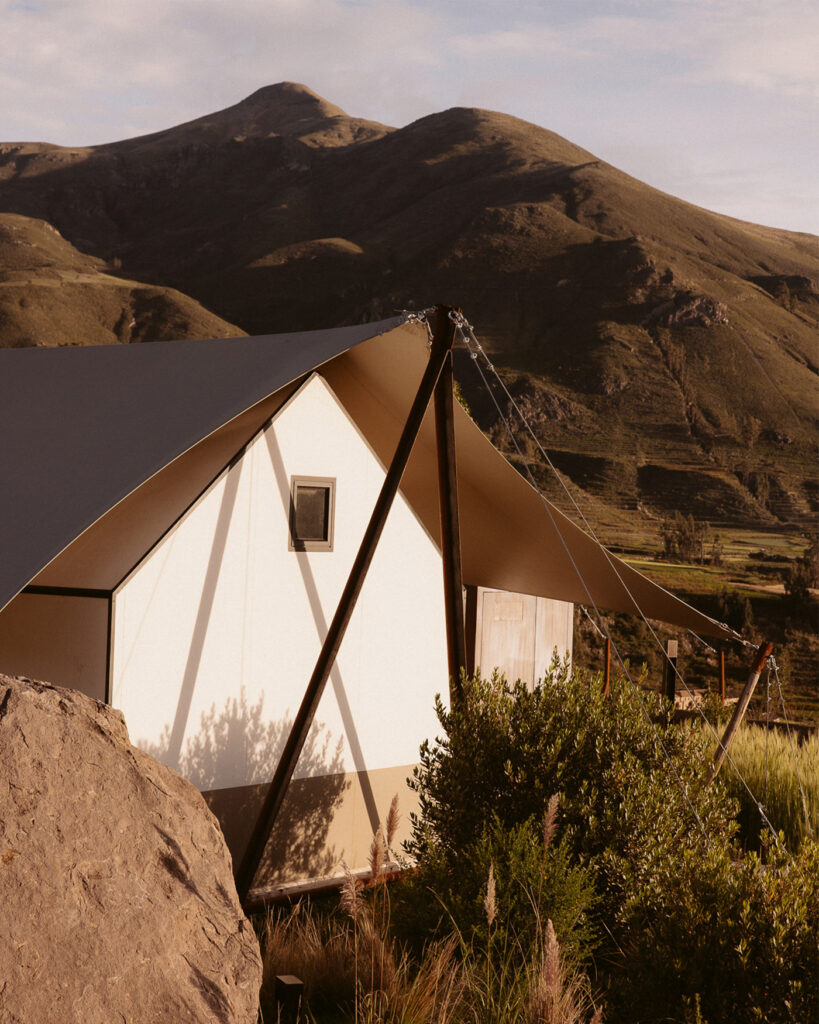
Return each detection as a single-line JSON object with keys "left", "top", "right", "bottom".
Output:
{"left": 402, "top": 666, "right": 818, "bottom": 1023}
{"left": 609, "top": 836, "right": 819, "bottom": 1024}
{"left": 404, "top": 667, "right": 736, "bottom": 938}
{"left": 396, "top": 805, "right": 597, "bottom": 965}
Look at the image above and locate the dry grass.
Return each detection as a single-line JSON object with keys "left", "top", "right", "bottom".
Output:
{"left": 259, "top": 793, "right": 603, "bottom": 1023}
{"left": 260, "top": 901, "right": 356, "bottom": 1015}
{"left": 260, "top": 903, "right": 604, "bottom": 1024}
{"left": 524, "top": 921, "right": 602, "bottom": 1024}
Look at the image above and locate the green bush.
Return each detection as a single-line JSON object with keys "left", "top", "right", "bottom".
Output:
{"left": 396, "top": 809, "right": 597, "bottom": 965}
{"left": 609, "top": 836, "right": 819, "bottom": 1024}
{"left": 404, "top": 667, "right": 735, "bottom": 931}
{"left": 401, "top": 667, "right": 818, "bottom": 1024}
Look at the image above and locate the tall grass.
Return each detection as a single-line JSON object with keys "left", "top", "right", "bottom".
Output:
{"left": 258, "top": 902, "right": 601, "bottom": 1024}
{"left": 257, "top": 795, "right": 603, "bottom": 1023}
{"left": 719, "top": 724, "right": 818, "bottom": 848}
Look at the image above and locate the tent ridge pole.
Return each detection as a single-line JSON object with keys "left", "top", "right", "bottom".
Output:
{"left": 433, "top": 305, "right": 466, "bottom": 700}
{"left": 235, "top": 306, "right": 456, "bottom": 903}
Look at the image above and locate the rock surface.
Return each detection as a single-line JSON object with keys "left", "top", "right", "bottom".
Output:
{"left": 0, "top": 674, "right": 262, "bottom": 1024}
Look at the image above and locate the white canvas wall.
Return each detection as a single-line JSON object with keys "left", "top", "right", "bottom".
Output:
{"left": 110, "top": 373, "right": 449, "bottom": 793}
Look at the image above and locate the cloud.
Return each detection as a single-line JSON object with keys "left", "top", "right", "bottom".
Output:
{"left": 451, "top": 2, "right": 819, "bottom": 98}
{"left": 0, "top": 0, "right": 444, "bottom": 143}
{"left": 0, "top": 0, "right": 815, "bottom": 231}
{"left": 691, "top": 13, "right": 819, "bottom": 98}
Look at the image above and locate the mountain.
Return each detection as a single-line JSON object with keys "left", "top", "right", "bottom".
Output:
{"left": 0, "top": 82, "right": 816, "bottom": 532}
{"left": 0, "top": 214, "right": 243, "bottom": 346}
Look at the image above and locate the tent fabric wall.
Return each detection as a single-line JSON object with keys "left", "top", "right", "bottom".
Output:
{"left": 204, "top": 763, "right": 414, "bottom": 894}
{"left": 0, "top": 592, "right": 108, "bottom": 699}
{"left": 109, "top": 374, "right": 447, "bottom": 885}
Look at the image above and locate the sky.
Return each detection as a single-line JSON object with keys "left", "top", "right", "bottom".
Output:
{"left": 1, "top": 0, "right": 817, "bottom": 234}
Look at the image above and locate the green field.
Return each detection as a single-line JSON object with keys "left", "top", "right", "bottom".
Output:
{"left": 570, "top": 526, "right": 818, "bottom": 725}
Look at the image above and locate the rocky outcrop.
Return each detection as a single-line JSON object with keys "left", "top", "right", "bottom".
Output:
{"left": 644, "top": 290, "right": 729, "bottom": 329}
{"left": 0, "top": 674, "right": 261, "bottom": 1024}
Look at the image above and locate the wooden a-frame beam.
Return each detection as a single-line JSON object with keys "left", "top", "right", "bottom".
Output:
{"left": 235, "top": 305, "right": 458, "bottom": 902}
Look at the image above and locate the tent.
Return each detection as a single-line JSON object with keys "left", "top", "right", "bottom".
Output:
{"left": 0, "top": 312, "right": 735, "bottom": 898}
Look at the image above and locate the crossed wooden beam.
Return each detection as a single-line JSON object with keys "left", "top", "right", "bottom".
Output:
{"left": 236, "top": 305, "right": 466, "bottom": 902}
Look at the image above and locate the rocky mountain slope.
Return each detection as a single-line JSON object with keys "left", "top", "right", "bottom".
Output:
{"left": 0, "top": 82, "right": 816, "bottom": 531}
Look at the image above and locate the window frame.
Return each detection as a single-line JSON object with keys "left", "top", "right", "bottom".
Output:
{"left": 288, "top": 475, "right": 336, "bottom": 552}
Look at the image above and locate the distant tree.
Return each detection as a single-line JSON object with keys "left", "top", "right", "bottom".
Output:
{"left": 717, "top": 587, "right": 754, "bottom": 636}
{"left": 660, "top": 510, "right": 708, "bottom": 563}
{"left": 740, "top": 413, "right": 762, "bottom": 450}
{"left": 783, "top": 533, "right": 819, "bottom": 609}
{"left": 747, "top": 470, "right": 770, "bottom": 508}
{"left": 709, "top": 533, "right": 724, "bottom": 567}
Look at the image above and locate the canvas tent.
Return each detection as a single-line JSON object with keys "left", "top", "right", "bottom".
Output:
{"left": 0, "top": 313, "right": 736, "bottom": 897}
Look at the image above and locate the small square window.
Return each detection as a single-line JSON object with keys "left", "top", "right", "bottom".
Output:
{"left": 289, "top": 476, "right": 335, "bottom": 551}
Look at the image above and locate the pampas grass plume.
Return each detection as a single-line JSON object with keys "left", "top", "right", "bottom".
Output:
{"left": 543, "top": 793, "right": 559, "bottom": 849}
{"left": 369, "top": 827, "right": 385, "bottom": 883}
{"left": 484, "top": 861, "right": 497, "bottom": 929}
{"left": 340, "top": 861, "right": 363, "bottom": 921}
{"left": 544, "top": 918, "right": 560, "bottom": 998}
{"left": 386, "top": 793, "right": 401, "bottom": 849}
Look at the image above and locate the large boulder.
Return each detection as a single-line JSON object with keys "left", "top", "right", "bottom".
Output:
{"left": 0, "top": 674, "right": 262, "bottom": 1023}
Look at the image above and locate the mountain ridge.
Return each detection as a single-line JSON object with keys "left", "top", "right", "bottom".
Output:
{"left": 0, "top": 83, "right": 815, "bottom": 532}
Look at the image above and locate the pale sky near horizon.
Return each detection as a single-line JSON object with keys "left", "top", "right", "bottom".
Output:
{"left": 1, "top": 0, "right": 817, "bottom": 235}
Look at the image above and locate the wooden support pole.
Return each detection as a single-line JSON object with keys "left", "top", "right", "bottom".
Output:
{"left": 433, "top": 306, "right": 466, "bottom": 701}
{"left": 663, "top": 639, "right": 678, "bottom": 704}
{"left": 719, "top": 648, "right": 726, "bottom": 706}
{"left": 708, "top": 641, "right": 773, "bottom": 785}
{"left": 602, "top": 635, "right": 611, "bottom": 698}
{"left": 235, "top": 310, "right": 456, "bottom": 902}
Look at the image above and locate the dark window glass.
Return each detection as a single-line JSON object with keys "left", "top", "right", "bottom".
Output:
{"left": 289, "top": 477, "right": 335, "bottom": 551}
{"left": 294, "top": 484, "right": 329, "bottom": 542}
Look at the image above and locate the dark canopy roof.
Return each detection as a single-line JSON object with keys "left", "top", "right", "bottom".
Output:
{"left": 0, "top": 316, "right": 736, "bottom": 640}
{"left": 0, "top": 318, "right": 403, "bottom": 612}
